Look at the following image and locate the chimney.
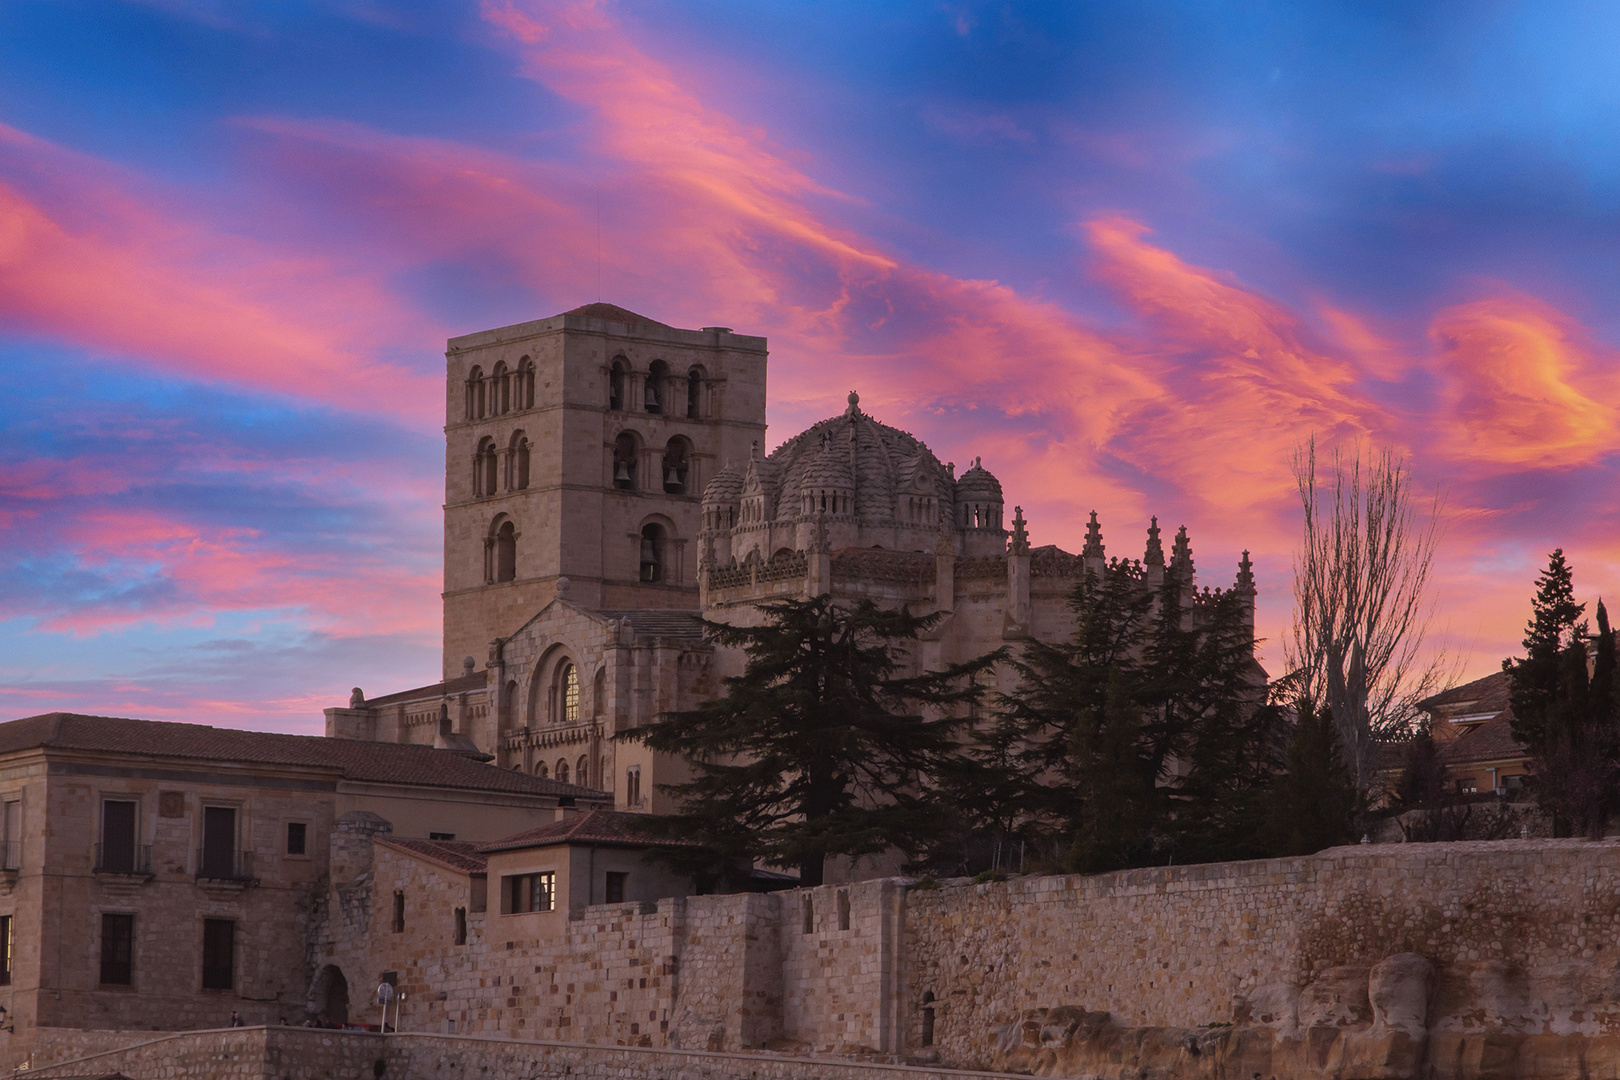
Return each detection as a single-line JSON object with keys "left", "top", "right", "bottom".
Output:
{"left": 554, "top": 796, "right": 580, "bottom": 823}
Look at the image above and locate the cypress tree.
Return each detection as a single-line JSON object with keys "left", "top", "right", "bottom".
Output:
{"left": 1261, "top": 699, "right": 1359, "bottom": 856}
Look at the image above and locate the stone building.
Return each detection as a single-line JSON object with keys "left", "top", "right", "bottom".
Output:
{"left": 0, "top": 711, "right": 606, "bottom": 1043}
{"left": 1415, "top": 670, "right": 1530, "bottom": 796}
{"left": 330, "top": 303, "right": 1259, "bottom": 824}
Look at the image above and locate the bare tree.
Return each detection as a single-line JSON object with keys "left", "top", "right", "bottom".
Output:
{"left": 1287, "top": 438, "right": 1449, "bottom": 793}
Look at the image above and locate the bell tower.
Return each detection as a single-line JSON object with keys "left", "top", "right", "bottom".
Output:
{"left": 440, "top": 303, "right": 767, "bottom": 679}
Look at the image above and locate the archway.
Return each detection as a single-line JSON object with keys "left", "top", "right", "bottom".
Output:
{"left": 314, "top": 964, "right": 349, "bottom": 1024}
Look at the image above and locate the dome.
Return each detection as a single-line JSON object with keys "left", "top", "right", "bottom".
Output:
{"left": 799, "top": 439, "right": 854, "bottom": 491}
{"left": 955, "top": 457, "right": 1003, "bottom": 501}
{"left": 701, "top": 462, "right": 743, "bottom": 505}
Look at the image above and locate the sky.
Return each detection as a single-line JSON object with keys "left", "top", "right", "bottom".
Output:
{"left": 2, "top": 0, "right": 1618, "bottom": 733}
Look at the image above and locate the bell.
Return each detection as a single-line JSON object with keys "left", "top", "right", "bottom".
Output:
{"left": 641, "top": 537, "right": 657, "bottom": 562}
{"left": 665, "top": 464, "right": 681, "bottom": 487}
{"left": 644, "top": 381, "right": 659, "bottom": 410}
{"left": 615, "top": 460, "right": 631, "bottom": 483}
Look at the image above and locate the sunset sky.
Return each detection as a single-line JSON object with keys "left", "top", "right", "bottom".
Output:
{"left": 3, "top": 0, "right": 1618, "bottom": 731}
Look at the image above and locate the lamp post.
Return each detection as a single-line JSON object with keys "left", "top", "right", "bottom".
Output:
{"left": 376, "top": 982, "right": 395, "bottom": 1033}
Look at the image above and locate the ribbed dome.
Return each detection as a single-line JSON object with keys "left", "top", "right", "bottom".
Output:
{"left": 955, "top": 457, "right": 1003, "bottom": 501}
{"left": 701, "top": 462, "right": 744, "bottom": 505}
{"left": 758, "top": 402, "right": 954, "bottom": 524}
{"left": 799, "top": 441, "right": 854, "bottom": 490}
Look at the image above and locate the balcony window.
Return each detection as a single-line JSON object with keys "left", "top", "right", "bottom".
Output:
{"left": 99, "top": 800, "right": 137, "bottom": 873}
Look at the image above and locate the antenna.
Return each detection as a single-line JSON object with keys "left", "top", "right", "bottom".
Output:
{"left": 596, "top": 190, "right": 602, "bottom": 301}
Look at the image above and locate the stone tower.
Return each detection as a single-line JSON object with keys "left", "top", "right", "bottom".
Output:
{"left": 440, "top": 303, "right": 767, "bottom": 679}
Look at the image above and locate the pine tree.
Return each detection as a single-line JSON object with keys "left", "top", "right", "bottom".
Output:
{"left": 1507, "top": 549, "right": 1585, "bottom": 755}
{"left": 623, "top": 595, "right": 997, "bottom": 887}
{"left": 1261, "top": 700, "right": 1359, "bottom": 856}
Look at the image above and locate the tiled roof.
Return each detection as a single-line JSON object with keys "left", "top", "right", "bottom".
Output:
{"left": 1419, "top": 669, "right": 1511, "bottom": 714}
{"left": 377, "top": 837, "right": 488, "bottom": 875}
{"left": 0, "top": 713, "right": 610, "bottom": 800}
{"left": 362, "top": 672, "right": 486, "bottom": 708}
{"left": 1439, "top": 712, "right": 1529, "bottom": 767}
{"left": 594, "top": 609, "right": 707, "bottom": 641}
{"left": 478, "top": 809, "right": 706, "bottom": 854}
{"left": 562, "top": 302, "right": 669, "bottom": 328}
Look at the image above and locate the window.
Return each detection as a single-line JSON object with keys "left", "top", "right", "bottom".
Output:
{"left": 593, "top": 668, "right": 607, "bottom": 718}
{"left": 686, "top": 367, "right": 703, "bottom": 419}
{"left": 0, "top": 914, "right": 11, "bottom": 985}
{"left": 392, "top": 890, "right": 405, "bottom": 933}
{"left": 605, "top": 871, "right": 627, "bottom": 904}
{"left": 625, "top": 766, "right": 641, "bottom": 807}
{"left": 202, "top": 919, "right": 235, "bottom": 990}
{"left": 503, "top": 872, "right": 555, "bottom": 914}
{"left": 100, "top": 913, "right": 134, "bottom": 985}
{"left": 200, "top": 806, "right": 237, "bottom": 879}
{"left": 495, "top": 521, "right": 517, "bottom": 583}
{"left": 99, "top": 799, "right": 137, "bottom": 873}
{"left": 609, "top": 359, "right": 628, "bottom": 411}
{"left": 576, "top": 755, "right": 590, "bottom": 787}
{"left": 612, "top": 433, "right": 639, "bottom": 490}
{"left": 2, "top": 799, "right": 19, "bottom": 870}
{"left": 474, "top": 437, "right": 499, "bottom": 498}
{"left": 560, "top": 663, "right": 579, "bottom": 723}
{"left": 802, "top": 894, "right": 814, "bottom": 934}
{"left": 286, "top": 822, "right": 307, "bottom": 856}
{"left": 429, "top": 832, "right": 455, "bottom": 841}
{"left": 644, "top": 360, "right": 668, "bottom": 413}
{"left": 454, "top": 907, "right": 467, "bottom": 946}
{"left": 837, "top": 889, "right": 850, "bottom": 931}
{"left": 465, "top": 366, "right": 485, "bottom": 420}
{"left": 639, "top": 523, "right": 664, "bottom": 583}
{"left": 509, "top": 433, "right": 531, "bottom": 491}
{"left": 491, "top": 361, "right": 511, "bottom": 415}
{"left": 536, "top": 761, "right": 549, "bottom": 779}
{"left": 662, "top": 439, "right": 689, "bottom": 494}
{"left": 921, "top": 992, "right": 935, "bottom": 1046}
{"left": 555, "top": 759, "right": 570, "bottom": 784}
{"left": 516, "top": 356, "right": 535, "bottom": 411}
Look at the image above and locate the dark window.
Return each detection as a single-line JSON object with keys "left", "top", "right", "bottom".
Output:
{"left": 286, "top": 822, "right": 307, "bottom": 856}
{"left": 613, "top": 433, "right": 638, "bottom": 490}
{"left": 605, "top": 871, "right": 627, "bottom": 904}
{"left": 644, "top": 361, "right": 668, "bottom": 413}
{"left": 609, "top": 361, "right": 627, "bottom": 411}
{"left": 686, "top": 369, "right": 701, "bottom": 419}
{"left": 639, "top": 523, "right": 664, "bottom": 583}
{"left": 662, "top": 440, "right": 689, "bottom": 494}
{"left": 625, "top": 767, "right": 641, "bottom": 806}
{"left": 802, "top": 895, "right": 814, "bottom": 934}
{"left": 0, "top": 914, "right": 11, "bottom": 985}
{"left": 200, "top": 807, "right": 236, "bottom": 878}
{"left": 454, "top": 907, "right": 467, "bottom": 946}
{"left": 392, "top": 890, "right": 405, "bottom": 934}
{"left": 837, "top": 889, "right": 850, "bottom": 931}
{"left": 503, "top": 872, "right": 555, "bottom": 914}
{"left": 100, "top": 800, "right": 137, "bottom": 873}
{"left": 922, "top": 991, "right": 936, "bottom": 1046}
{"left": 202, "top": 919, "right": 234, "bottom": 990}
{"left": 429, "top": 832, "right": 455, "bottom": 841}
{"left": 100, "top": 913, "right": 133, "bottom": 985}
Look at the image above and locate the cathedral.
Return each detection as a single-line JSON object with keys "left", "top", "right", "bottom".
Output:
{"left": 326, "top": 303, "right": 1258, "bottom": 814}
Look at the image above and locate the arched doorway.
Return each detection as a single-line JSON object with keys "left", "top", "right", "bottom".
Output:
{"left": 314, "top": 964, "right": 349, "bottom": 1024}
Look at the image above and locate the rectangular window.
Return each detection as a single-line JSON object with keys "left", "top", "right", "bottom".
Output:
{"left": 454, "top": 907, "right": 467, "bottom": 946}
{"left": 429, "top": 832, "right": 455, "bottom": 841}
{"left": 100, "top": 800, "right": 137, "bottom": 873}
{"left": 605, "top": 871, "right": 627, "bottom": 904}
{"left": 392, "top": 890, "right": 405, "bottom": 933}
{"left": 100, "top": 913, "right": 134, "bottom": 985}
{"left": 625, "top": 766, "right": 641, "bottom": 806}
{"left": 837, "top": 889, "right": 851, "bottom": 931}
{"left": 200, "top": 806, "right": 237, "bottom": 878}
{"left": 802, "top": 894, "right": 814, "bottom": 934}
{"left": 286, "top": 822, "right": 306, "bottom": 856}
{"left": 0, "top": 914, "right": 12, "bottom": 986}
{"left": 2, "top": 799, "right": 19, "bottom": 870}
{"left": 503, "top": 872, "right": 555, "bottom": 914}
{"left": 201, "top": 919, "right": 234, "bottom": 990}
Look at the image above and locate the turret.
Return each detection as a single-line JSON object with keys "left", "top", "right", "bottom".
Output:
{"left": 955, "top": 457, "right": 1005, "bottom": 558}
{"left": 700, "top": 461, "right": 743, "bottom": 565}
{"left": 1143, "top": 516, "right": 1164, "bottom": 587}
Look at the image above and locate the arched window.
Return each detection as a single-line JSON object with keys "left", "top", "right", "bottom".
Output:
{"left": 662, "top": 438, "right": 690, "bottom": 494}
{"left": 536, "top": 761, "right": 548, "bottom": 779}
{"left": 516, "top": 356, "right": 535, "bottom": 411}
{"left": 577, "top": 754, "right": 590, "bottom": 787}
{"left": 556, "top": 759, "right": 570, "bottom": 784}
{"left": 508, "top": 431, "right": 531, "bottom": 491}
{"left": 495, "top": 520, "right": 517, "bottom": 582}
{"left": 502, "top": 679, "right": 518, "bottom": 732}
{"left": 466, "top": 366, "right": 485, "bottom": 421}
{"left": 609, "top": 358, "right": 628, "bottom": 411}
{"left": 613, "top": 433, "right": 639, "bottom": 490}
{"left": 593, "top": 668, "right": 607, "bottom": 717}
{"left": 475, "top": 437, "right": 499, "bottom": 498}
{"left": 644, "top": 360, "right": 668, "bottom": 414}
{"left": 560, "top": 662, "right": 579, "bottom": 723}
{"left": 640, "top": 523, "right": 665, "bottom": 583}
{"left": 491, "top": 361, "right": 511, "bottom": 415}
{"left": 686, "top": 366, "right": 704, "bottom": 419}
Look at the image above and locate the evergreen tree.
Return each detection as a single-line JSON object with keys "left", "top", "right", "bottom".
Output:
{"left": 1507, "top": 548, "right": 1585, "bottom": 755}
{"left": 1394, "top": 722, "right": 1448, "bottom": 809}
{"left": 624, "top": 595, "right": 997, "bottom": 887}
{"left": 1261, "top": 700, "right": 1359, "bottom": 856}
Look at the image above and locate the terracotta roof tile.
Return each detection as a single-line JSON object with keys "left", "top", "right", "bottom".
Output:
{"left": 594, "top": 610, "right": 706, "bottom": 641}
{"left": 377, "top": 837, "right": 488, "bottom": 875}
{"left": 478, "top": 809, "right": 705, "bottom": 854}
{"left": 1439, "top": 712, "right": 1529, "bottom": 766}
{"left": 1420, "top": 669, "right": 1511, "bottom": 714}
{"left": 0, "top": 713, "right": 609, "bottom": 800}
{"left": 362, "top": 672, "right": 486, "bottom": 708}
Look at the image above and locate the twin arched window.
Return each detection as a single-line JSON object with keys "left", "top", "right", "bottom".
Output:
{"left": 475, "top": 438, "right": 499, "bottom": 498}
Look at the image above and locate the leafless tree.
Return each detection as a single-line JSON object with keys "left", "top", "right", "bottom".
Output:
{"left": 1287, "top": 438, "right": 1450, "bottom": 793}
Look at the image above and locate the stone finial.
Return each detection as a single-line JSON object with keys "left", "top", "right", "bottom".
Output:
{"left": 1083, "top": 511, "right": 1105, "bottom": 559}
{"left": 1170, "top": 525, "right": 1194, "bottom": 578}
{"left": 846, "top": 390, "right": 860, "bottom": 416}
{"left": 462, "top": 656, "right": 476, "bottom": 677}
{"left": 1237, "top": 550, "right": 1255, "bottom": 594}
{"left": 1144, "top": 516, "right": 1164, "bottom": 567}
{"left": 349, "top": 687, "right": 365, "bottom": 708}
{"left": 556, "top": 575, "right": 571, "bottom": 598}
{"left": 1010, "top": 506, "right": 1030, "bottom": 555}
{"left": 947, "top": 461, "right": 955, "bottom": 480}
